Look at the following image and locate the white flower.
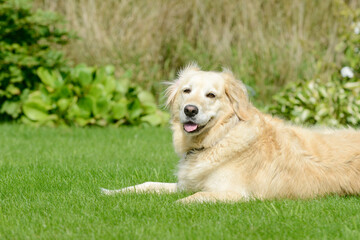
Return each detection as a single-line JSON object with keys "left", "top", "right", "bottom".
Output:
{"left": 355, "top": 26, "right": 360, "bottom": 35}
{"left": 354, "top": 22, "right": 360, "bottom": 34}
{"left": 341, "top": 66, "right": 354, "bottom": 78}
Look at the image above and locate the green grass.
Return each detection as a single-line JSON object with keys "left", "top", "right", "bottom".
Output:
{"left": 1, "top": 124, "right": 360, "bottom": 239}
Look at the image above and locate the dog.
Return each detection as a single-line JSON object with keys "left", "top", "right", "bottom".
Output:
{"left": 102, "top": 63, "right": 360, "bottom": 203}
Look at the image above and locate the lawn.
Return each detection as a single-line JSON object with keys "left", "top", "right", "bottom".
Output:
{"left": 1, "top": 124, "right": 360, "bottom": 239}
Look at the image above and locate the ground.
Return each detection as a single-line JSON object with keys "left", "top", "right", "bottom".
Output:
{"left": 0, "top": 124, "right": 360, "bottom": 239}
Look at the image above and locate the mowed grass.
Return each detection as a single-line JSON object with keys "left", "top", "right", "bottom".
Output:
{"left": 1, "top": 124, "right": 360, "bottom": 239}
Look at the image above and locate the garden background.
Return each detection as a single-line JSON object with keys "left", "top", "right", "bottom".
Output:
{"left": 1, "top": 0, "right": 360, "bottom": 239}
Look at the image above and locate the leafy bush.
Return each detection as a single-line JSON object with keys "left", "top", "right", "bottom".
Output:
{"left": 0, "top": 0, "right": 169, "bottom": 127}
{"left": 269, "top": 78, "right": 360, "bottom": 126}
{"left": 0, "top": 0, "right": 72, "bottom": 120}
{"left": 269, "top": 4, "right": 360, "bottom": 127}
{"left": 21, "top": 65, "right": 169, "bottom": 127}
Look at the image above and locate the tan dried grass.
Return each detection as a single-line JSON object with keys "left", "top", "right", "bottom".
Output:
{"left": 34, "top": 0, "right": 359, "bottom": 102}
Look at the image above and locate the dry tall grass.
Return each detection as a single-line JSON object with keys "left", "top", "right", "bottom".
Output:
{"left": 34, "top": 0, "right": 359, "bottom": 102}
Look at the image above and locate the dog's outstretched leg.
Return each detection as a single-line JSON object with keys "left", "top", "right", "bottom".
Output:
{"left": 101, "top": 182, "right": 177, "bottom": 195}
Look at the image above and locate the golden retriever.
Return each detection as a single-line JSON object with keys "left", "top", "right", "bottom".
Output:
{"left": 102, "top": 63, "right": 360, "bottom": 203}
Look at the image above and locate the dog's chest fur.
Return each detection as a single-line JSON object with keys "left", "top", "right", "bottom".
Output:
{"left": 177, "top": 150, "right": 216, "bottom": 192}
{"left": 175, "top": 118, "right": 261, "bottom": 194}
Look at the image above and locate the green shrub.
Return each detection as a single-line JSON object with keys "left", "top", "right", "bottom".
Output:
{"left": 0, "top": 0, "right": 169, "bottom": 127}
{"left": 21, "top": 64, "right": 169, "bottom": 127}
{"left": 269, "top": 4, "right": 360, "bottom": 127}
{"left": 269, "top": 78, "right": 360, "bottom": 126}
{"left": 0, "top": 0, "right": 72, "bottom": 120}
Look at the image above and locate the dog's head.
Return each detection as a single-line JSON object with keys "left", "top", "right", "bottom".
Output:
{"left": 166, "top": 63, "right": 252, "bottom": 137}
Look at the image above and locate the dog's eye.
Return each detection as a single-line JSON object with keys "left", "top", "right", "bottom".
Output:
{"left": 206, "top": 93, "right": 216, "bottom": 98}
{"left": 183, "top": 89, "right": 191, "bottom": 94}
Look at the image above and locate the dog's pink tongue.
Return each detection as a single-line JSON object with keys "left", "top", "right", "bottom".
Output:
{"left": 184, "top": 123, "right": 198, "bottom": 132}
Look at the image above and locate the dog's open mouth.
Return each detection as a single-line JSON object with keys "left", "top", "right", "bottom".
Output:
{"left": 183, "top": 121, "right": 204, "bottom": 133}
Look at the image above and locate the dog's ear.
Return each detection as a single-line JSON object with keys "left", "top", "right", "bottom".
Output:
{"left": 165, "top": 63, "right": 201, "bottom": 109}
{"left": 222, "top": 69, "right": 252, "bottom": 121}
{"left": 164, "top": 81, "right": 179, "bottom": 109}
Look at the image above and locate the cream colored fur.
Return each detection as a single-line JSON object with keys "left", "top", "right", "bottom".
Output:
{"left": 102, "top": 64, "right": 360, "bottom": 203}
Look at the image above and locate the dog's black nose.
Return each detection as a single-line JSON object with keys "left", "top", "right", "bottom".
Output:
{"left": 184, "top": 105, "right": 198, "bottom": 117}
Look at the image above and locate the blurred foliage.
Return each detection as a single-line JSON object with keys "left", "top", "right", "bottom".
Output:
{"left": 0, "top": 0, "right": 72, "bottom": 120}
{"left": 269, "top": 78, "right": 360, "bottom": 126}
{"left": 20, "top": 65, "right": 169, "bottom": 127}
{"left": 34, "top": 0, "right": 360, "bottom": 103}
{"left": 0, "top": 0, "right": 168, "bottom": 127}
{"left": 269, "top": 3, "right": 360, "bottom": 127}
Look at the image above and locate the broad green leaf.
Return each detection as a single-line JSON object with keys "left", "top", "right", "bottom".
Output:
{"left": 73, "top": 86, "right": 82, "bottom": 96}
{"left": 143, "top": 104, "right": 157, "bottom": 114}
{"left": 103, "top": 76, "right": 116, "bottom": 94}
{"left": 93, "top": 97, "right": 110, "bottom": 117}
{"left": 21, "top": 116, "right": 37, "bottom": 126}
{"left": 94, "top": 65, "right": 115, "bottom": 83}
{"left": 88, "top": 84, "right": 105, "bottom": 98}
{"left": 115, "top": 79, "right": 130, "bottom": 95}
{"left": 6, "top": 84, "right": 20, "bottom": 95}
{"left": 138, "top": 90, "right": 156, "bottom": 104}
{"left": 77, "top": 97, "right": 93, "bottom": 118}
{"left": 37, "top": 67, "right": 63, "bottom": 90}
{"left": 128, "top": 99, "right": 143, "bottom": 121}
{"left": 112, "top": 99, "right": 127, "bottom": 119}
{"left": 72, "top": 64, "right": 94, "bottom": 87}
{"left": 20, "top": 89, "right": 30, "bottom": 102}
{"left": 74, "top": 117, "right": 92, "bottom": 127}
{"left": 67, "top": 104, "right": 80, "bottom": 119}
{"left": 23, "top": 101, "right": 49, "bottom": 121}
{"left": 57, "top": 98, "right": 72, "bottom": 112}
{"left": 140, "top": 114, "right": 162, "bottom": 126}
{"left": 0, "top": 101, "right": 21, "bottom": 118}
{"left": 37, "top": 67, "right": 55, "bottom": 88}
{"left": 25, "top": 91, "right": 52, "bottom": 108}
{"left": 20, "top": 116, "right": 57, "bottom": 127}
{"left": 78, "top": 70, "right": 93, "bottom": 87}
{"left": 25, "top": 90, "right": 53, "bottom": 112}
{"left": 67, "top": 104, "right": 87, "bottom": 119}
{"left": 56, "top": 85, "right": 72, "bottom": 99}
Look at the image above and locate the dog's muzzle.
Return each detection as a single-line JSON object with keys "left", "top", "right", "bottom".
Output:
{"left": 184, "top": 105, "right": 198, "bottom": 117}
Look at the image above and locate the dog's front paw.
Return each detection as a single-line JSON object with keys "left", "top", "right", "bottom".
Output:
{"left": 175, "top": 197, "right": 203, "bottom": 204}
{"left": 176, "top": 191, "right": 246, "bottom": 203}
{"left": 176, "top": 192, "right": 214, "bottom": 204}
